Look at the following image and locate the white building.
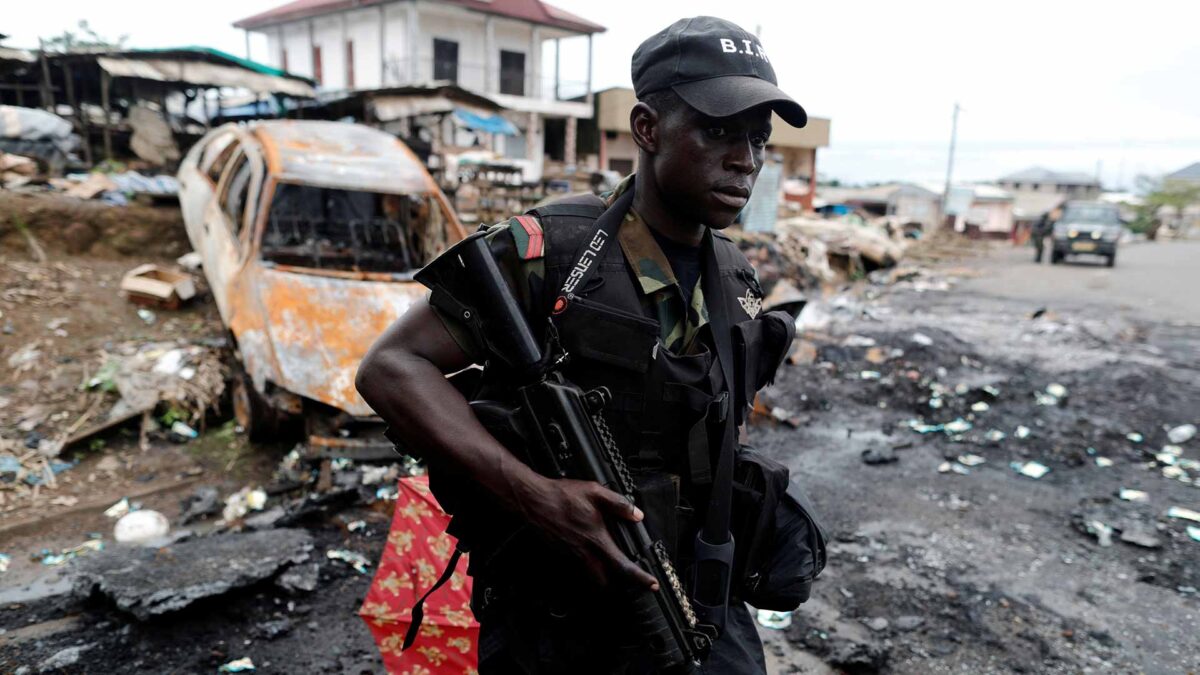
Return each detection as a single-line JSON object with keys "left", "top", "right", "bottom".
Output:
{"left": 234, "top": 0, "right": 604, "bottom": 179}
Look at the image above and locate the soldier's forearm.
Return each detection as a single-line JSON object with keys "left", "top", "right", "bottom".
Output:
{"left": 359, "top": 349, "right": 548, "bottom": 516}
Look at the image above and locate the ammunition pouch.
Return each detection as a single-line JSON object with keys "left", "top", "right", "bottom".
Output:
{"left": 730, "top": 447, "right": 826, "bottom": 610}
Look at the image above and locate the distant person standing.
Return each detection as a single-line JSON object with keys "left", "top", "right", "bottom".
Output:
{"left": 1032, "top": 206, "right": 1061, "bottom": 263}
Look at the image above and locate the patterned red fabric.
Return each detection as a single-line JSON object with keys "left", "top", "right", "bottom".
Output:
{"left": 360, "top": 476, "right": 479, "bottom": 675}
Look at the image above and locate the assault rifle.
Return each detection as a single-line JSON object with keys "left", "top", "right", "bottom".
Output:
{"left": 435, "top": 233, "right": 715, "bottom": 672}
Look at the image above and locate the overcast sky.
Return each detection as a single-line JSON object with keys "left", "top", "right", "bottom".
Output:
{"left": 6, "top": 0, "right": 1198, "bottom": 187}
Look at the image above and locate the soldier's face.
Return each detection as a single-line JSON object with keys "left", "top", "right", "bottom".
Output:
{"left": 653, "top": 103, "right": 772, "bottom": 229}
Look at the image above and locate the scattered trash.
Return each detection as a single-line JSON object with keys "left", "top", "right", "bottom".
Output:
{"left": 843, "top": 335, "right": 877, "bottom": 347}
{"left": 104, "top": 497, "right": 132, "bottom": 519}
{"left": 910, "top": 332, "right": 934, "bottom": 347}
{"left": 38, "top": 645, "right": 92, "bottom": 671}
{"left": 1126, "top": 432, "right": 1144, "bottom": 443}
{"left": 120, "top": 264, "right": 196, "bottom": 310}
{"left": 179, "top": 486, "right": 221, "bottom": 524}
{"left": 957, "top": 454, "right": 986, "bottom": 467}
{"left": 859, "top": 370, "right": 882, "bottom": 381}
{"left": 326, "top": 548, "right": 371, "bottom": 574}
{"left": 347, "top": 520, "right": 367, "bottom": 532}
{"left": 1119, "top": 523, "right": 1161, "bottom": 549}
{"left": 176, "top": 251, "right": 203, "bottom": 271}
{"left": 114, "top": 510, "right": 170, "bottom": 544}
{"left": 938, "top": 461, "right": 970, "bottom": 475}
{"left": 218, "top": 657, "right": 256, "bottom": 673}
{"left": 169, "top": 420, "right": 199, "bottom": 440}
{"left": 1166, "top": 506, "right": 1200, "bottom": 524}
{"left": 39, "top": 538, "right": 104, "bottom": 566}
{"left": 983, "top": 429, "right": 1007, "bottom": 442}
{"left": 50, "top": 495, "right": 80, "bottom": 507}
{"left": 1187, "top": 526, "right": 1200, "bottom": 543}
{"left": 1011, "top": 461, "right": 1050, "bottom": 479}
{"left": 1095, "top": 457, "right": 1114, "bottom": 468}
{"left": 1036, "top": 383, "right": 1068, "bottom": 407}
{"left": 864, "top": 617, "right": 889, "bottom": 632}
{"left": 1084, "top": 520, "right": 1114, "bottom": 547}
{"left": 944, "top": 418, "right": 972, "bottom": 434}
{"left": 136, "top": 308, "right": 157, "bottom": 324}
{"left": 1118, "top": 489, "right": 1149, "bottom": 503}
{"left": 970, "top": 401, "right": 990, "bottom": 413}
{"left": 755, "top": 609, "right": 793, "bottom": 630}
{"left": 0, "top": 552, "right": 10, "bottom": 573}
{"left": 223, "top": 486, "right": 268, "bottom": 522}
{"left": 1015, "top": 425, "right": 1031, "bottom": 439}
{"left": 1167, "top": 424, "right": 1197, "bottom": 445}
{"left": 861, "top": 447, "right": 897, "bottom": 465}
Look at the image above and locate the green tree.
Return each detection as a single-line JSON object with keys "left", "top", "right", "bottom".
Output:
{"left": 1131, "top": 174, "right": 1200, "bottom": 237}
{"left": 40, "top": 20, "right": 127, "bottom": 52}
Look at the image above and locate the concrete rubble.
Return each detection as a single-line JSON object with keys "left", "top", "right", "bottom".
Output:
{"left": 71, "top": 528, "right": 314, "bottom": 620}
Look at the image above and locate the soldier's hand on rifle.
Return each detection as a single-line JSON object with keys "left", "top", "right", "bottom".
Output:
{"left": 518, "top": 476, "right": 660, "bottom": 592}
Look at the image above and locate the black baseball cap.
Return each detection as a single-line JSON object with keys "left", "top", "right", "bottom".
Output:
{"left": 632, "top": 16, "right": 807, "bottom": 128}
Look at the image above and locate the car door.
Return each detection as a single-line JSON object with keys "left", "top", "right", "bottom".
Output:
{"left": 178, "top": 129, "right": 236, "bottom": 253}
{"left": 204, "top": 141, "right": 264, "bottom": 321}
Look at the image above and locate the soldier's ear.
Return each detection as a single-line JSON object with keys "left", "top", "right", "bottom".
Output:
{"left": 630, "top": 102, "right": 659, "bottom": 155}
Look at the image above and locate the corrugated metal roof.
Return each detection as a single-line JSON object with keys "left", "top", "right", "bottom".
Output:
{"left": 234, "top": 0, "right": 605, "bottom": 34}
{"left": 998, "top": 166, "right": 1099, "bottom": 186}
{"left": 1166, "top": 161, "right": 1200, "bottom": 182}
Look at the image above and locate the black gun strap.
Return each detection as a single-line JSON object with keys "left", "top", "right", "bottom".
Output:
{"left": 700, "top": 229, "right": 737, "bottom": 542}
{"left": 552, "top": 188, "right": 634, "bottom": 313}
{"left": 401, "top": 547, "right": 464, "bottom": 651}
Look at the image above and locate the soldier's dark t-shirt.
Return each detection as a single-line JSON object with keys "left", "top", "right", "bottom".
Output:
{"left": 648, "top": 226, "right": 703, "bottom": 306}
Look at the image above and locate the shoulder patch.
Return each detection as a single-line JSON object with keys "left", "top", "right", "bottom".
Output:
{"left": 507, "top": 215, "right": 545, "bottom": 260}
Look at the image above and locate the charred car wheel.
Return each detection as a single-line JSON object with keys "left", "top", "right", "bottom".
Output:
{"left": 232, "top": 368, "right": 281, "bottom": 443}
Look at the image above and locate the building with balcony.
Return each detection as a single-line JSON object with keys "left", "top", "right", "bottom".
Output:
{"left": 234, "top": 0, "right": 604, "bottom": 180}
{"left": 581, "top": 87, "right": 831, "bottom": 209}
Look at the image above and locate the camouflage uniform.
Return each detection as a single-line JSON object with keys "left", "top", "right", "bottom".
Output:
{"left": 433, "top": 176, "right": 711, "bottom": 359}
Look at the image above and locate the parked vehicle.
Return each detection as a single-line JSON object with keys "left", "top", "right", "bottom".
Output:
{"left": 177, "top": 120, "right": 467, "bottom": 446}
{"left": 1051, "top": 201, "right": 1122, "bottom": 267}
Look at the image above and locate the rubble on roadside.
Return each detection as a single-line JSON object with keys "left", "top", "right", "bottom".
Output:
{"left": 71, "top": 528, "right": 314, "bottom": 620}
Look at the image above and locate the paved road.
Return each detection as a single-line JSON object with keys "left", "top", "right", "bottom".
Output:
{"left": 961, "top": 239, "right": 1200, "bottom": 324}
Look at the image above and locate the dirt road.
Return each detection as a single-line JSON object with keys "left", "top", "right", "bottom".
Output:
{"left": 963, "top": 239, "right": 1200, "bottom": 324}
{"left": 756, "top": 242, "right": 1200, "bottom": 674}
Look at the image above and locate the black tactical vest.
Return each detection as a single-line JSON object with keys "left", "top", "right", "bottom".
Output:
{"left": 529, "top": 194, "right": 767, "bottom": 491}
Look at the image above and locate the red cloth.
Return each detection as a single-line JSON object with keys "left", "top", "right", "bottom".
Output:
{"left": 360, "top": 476, "right": 478, "bottom": 674}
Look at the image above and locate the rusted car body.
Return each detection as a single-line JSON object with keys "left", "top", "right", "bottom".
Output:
{"left": 177, "top": 120, "right": 466, "bottom": 449}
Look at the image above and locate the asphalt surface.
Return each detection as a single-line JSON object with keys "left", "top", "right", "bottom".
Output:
{"left": 962, "top": 239, "right": 1200, "bottom": 324}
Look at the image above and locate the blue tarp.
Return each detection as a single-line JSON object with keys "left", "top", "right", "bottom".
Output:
{"left": 453, "top": 108, "right": 517, "bottom": 136}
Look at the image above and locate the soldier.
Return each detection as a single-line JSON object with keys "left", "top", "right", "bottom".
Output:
{"left": 358, "top": 16, "right": 813, "bottom": 673}
{"left": 1032, "top": 206, "right": 1061, "bottom": 263}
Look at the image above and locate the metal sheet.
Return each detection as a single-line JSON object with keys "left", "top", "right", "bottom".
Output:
{"left": 97, "top": 56, "right": 314, "bottom": 98}
{"left": 245, "top": 268, "right": 424, "bottom": 417}
{"left": 255, "top": 120, "right": 434, "bottom": 195}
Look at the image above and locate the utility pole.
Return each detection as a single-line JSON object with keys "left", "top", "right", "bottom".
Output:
{"left": 942, "top": 102, "right": 961, "bottom": 228}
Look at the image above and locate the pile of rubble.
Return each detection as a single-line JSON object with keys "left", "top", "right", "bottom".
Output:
{"left": 732, "top": 215, "right": 913, "bottom": 295}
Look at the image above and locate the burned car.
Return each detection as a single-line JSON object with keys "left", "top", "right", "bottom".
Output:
{"left": 1051, "top": 200, "right": 1123, "bottom": 267}
{"left": 177, "top": 120, "right": 466, "bottom": 450}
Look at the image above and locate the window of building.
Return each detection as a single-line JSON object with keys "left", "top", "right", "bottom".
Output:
{"left": 500, "top": 50, "right": 525, "bottom": 96}
{"left": 345, "top": 40, "right": 355, "bottom": 89}
{"left": 433, "top": 39, "right": 458, "bottom": 84}
{"left": 312, "top": 45, "right": 323, "bottom": 85}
